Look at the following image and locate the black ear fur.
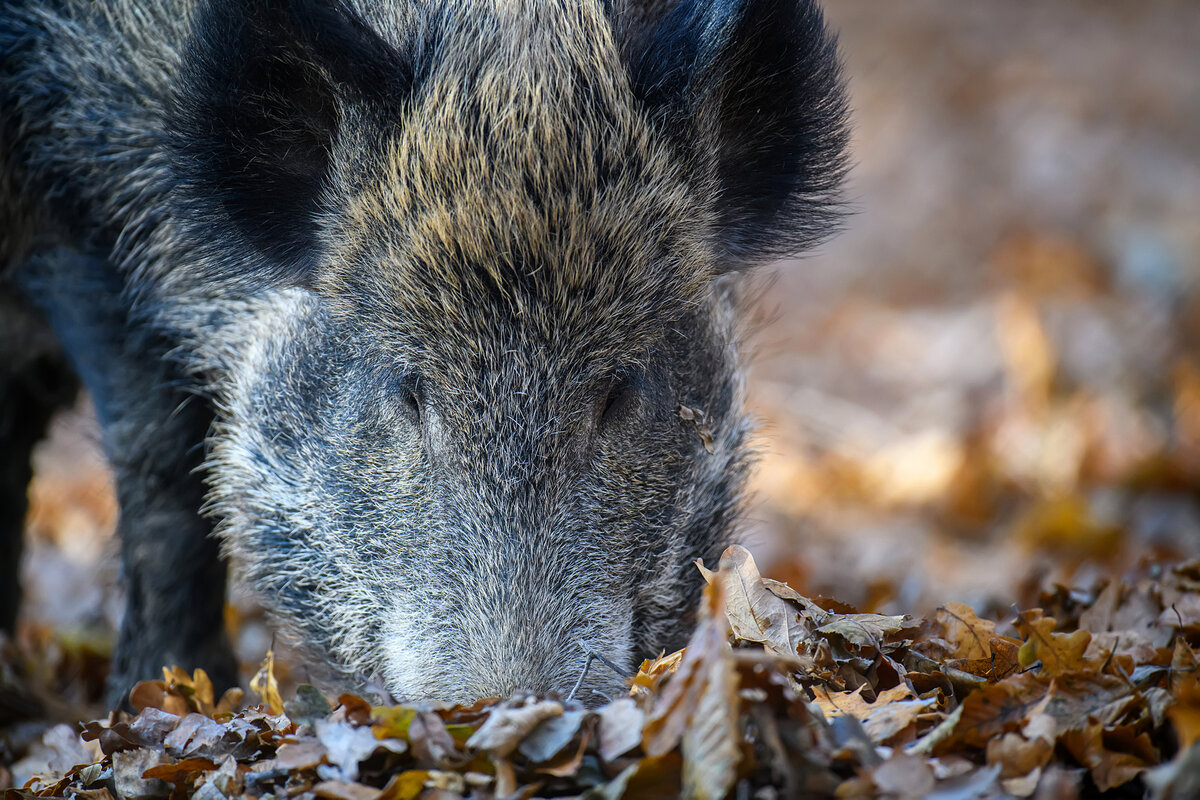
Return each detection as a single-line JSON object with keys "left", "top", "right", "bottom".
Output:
{"left": 168, "top": 0, "right": 411, "bottom": 286}
{"left": 624, "top": 0, "right": 850, "bottom": 267}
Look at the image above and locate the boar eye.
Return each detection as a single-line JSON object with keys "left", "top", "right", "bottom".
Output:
{"left": 402, "top": 386, "right": 422, "bottom": 424}
{"left": 598, "top": 374, "right": 642, "bottom": 430}
{"left": 601, "top": 387, "right": 626, "bottom": 421}
{"left": 383, "top": 372, "right": 422, "bottom": 426}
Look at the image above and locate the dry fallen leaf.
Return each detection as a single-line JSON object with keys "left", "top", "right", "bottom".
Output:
{"left": 935, "top": 602, "right": 998, "bottom": 660}
{"left": 249, "top": 650, "right": 285, "bottom": 715}
{"left": 464, "top": 700, "right": 562, "bottom": 758}
{"left": 631, "top": 649, "right": 683, "bottom": 700}
{"left": 984, "top": 693, "right": 1055, "bottom": 789}
{"left": 701, "top": 545, "right": 817, "bottom": 666}
{"left": 312, "top": 779, "right": 381, "bottom": 800}
{"left": 1013, "top": 609, "right": 1093, "bottom": 677}
{"left": 643, "top": 579, "right": 739, "bottom": 800}
{"left": 596, "top": 697, "right": 644, "bottom": 762}
{"left": 1060, "top": 722, "right": 1159, "bottom": 792}
{"left": 1167, "top": 639, "right": 1200, "bottom": 750}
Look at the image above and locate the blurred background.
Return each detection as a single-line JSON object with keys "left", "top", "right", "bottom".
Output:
{"left": 11, "top": 1, "right": 1200, "bottom": 708}
{"left": 748, "top": 0, "right": 1200, "bottom": 612}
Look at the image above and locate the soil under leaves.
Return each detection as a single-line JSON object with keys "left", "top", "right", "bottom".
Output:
{"left": 5, "top": 545, "right": 1200, "bottom": 799}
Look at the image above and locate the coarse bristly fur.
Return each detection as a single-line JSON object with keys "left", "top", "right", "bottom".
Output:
{"left": 0, "top": 0, "right": 849, "bottom": 705}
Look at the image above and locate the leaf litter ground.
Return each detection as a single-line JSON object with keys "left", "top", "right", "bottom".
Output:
{"left": 6, "top": 545, "right": 1200, "bottom": 799}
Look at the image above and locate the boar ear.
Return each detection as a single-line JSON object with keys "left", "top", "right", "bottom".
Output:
{"left": 624, "top": 0, "right": 850, "bottom": 268}
{"left": 169, "top": 0, "right": 411, "bottom": 286}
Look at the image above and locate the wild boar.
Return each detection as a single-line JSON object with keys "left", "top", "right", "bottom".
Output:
{"left": 0, "top": 0, "right": 848, "bottom": 705}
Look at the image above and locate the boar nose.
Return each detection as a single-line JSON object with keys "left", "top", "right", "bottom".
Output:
{"left": 384, "top": 595, "right": 633, "bottom": 705}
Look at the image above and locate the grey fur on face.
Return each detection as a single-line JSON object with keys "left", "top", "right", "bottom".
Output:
{"left": 1, "top": 0, "right": 848, "bottom": 704}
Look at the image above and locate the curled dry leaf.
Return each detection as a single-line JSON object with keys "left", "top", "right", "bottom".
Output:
{"left": 408, "top": 711, "right": 468, "bottom": 770}
{"left": 984, "top": 693, "right": 1055, "bottom": 784}
{"left": 871, "top": 752, "right": 936, "bottom": 798}
{"left": 643, "top": 579, "right": 739, "bottom": 800}
{"left": 1167, "top": 638, "right": 1200, "bottom": 750}
{"left": 813, "top": 685, "right": 935, "bottom": 746}
{"left": 1060, "top": 722, "right": 1159, "bottom": 792}
{"left": 816, "top": 613, "right": 917, "bottom": 651}
{"left": 935, "top": 602, "right": 999, "bottom": 660}
{"left": 250, "top": 650, "right": 285, "bottom": 715}
{"left": 596, "top": 698, "right": 644, "bottom": 763}
{"left": 464, "top": 700, "right": 562, "bottom": 758}
{"left": 1014, "top": 610, "right": 1093, "bottom": 676}
{"left": 931, "top": 672, "right": 1051, "bottom": 753}
{"left": 374, "top": 770, "right": 430, "bottom": 800}
{"left": 371, "top": 705, "right": 418, "bottom": 741}
{"left": 698, "top": 545, "right": 811, "bottom": 660}
{"left": 312, "top": 779, "right": 382, "bottom": 800}
{"left": 141, "top": 757, "right": 218, "bottom": 784}
{"left": 272, "top": 739, "right": 327, "bottom": 771}
{"left": 515, "top": 709, "right": 585, "bottom": 763}
{"left": 129, "top": 680, "right": 192, "bottom": 718}
{"left": 112, "top": 747, "right": 171, "bottom": 800}
{"left": 630, "top": 649, "right": 683, "bottom": 700}
{"left": 163, "top": 712, "right": 236, "bottom": 760}
{"left": 316, "top": 718, "right": 405, "bottom": 781}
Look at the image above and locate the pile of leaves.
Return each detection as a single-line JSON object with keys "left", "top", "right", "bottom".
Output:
{"left": 7, "top": 545, "right": 1200, "bottom": 799}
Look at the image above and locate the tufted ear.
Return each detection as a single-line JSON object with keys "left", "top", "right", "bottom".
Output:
{"left": 622, "top": 0, "right": 850, "bottom": 268}
{"left": 168, "top": 0, "right": 412, "bottom": 286}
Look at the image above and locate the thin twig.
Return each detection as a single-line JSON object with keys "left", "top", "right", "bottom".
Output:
{"left": 565, "top": 640, "right": 631, "bottom": 702}
{"left": 565, "top": 653, "right": 593, "bottom": 703}
{"left": 576, "top": 640, "right": 629, "bottom": 679}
